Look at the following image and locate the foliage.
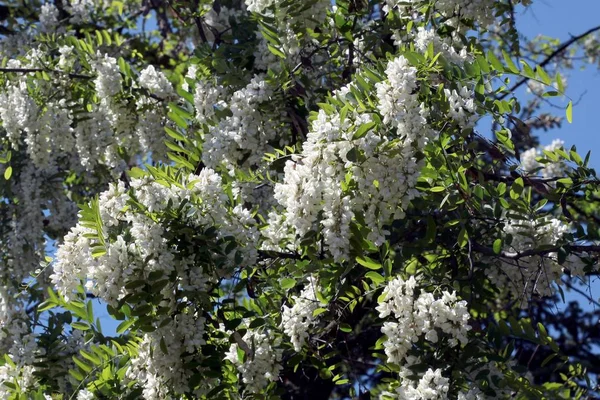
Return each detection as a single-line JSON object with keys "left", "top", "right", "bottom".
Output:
{"left": 1, "top": 0, "right": 600, "bottom": 399}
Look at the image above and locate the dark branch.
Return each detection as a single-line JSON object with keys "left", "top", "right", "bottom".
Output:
{"left": 499, "top": 24, "right": 600, "bottom": 100}
{"left": 0, "top": 67, "right": 92, "bottom": 80}
{"left": 472, "top": 243, "right": 600, "bottom": 260}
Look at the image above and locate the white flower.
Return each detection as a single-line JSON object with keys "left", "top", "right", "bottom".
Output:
{"left": 138, "top": 65, "right": 175, "bottom": 98}
{"left": 377, "top": 276, "right": 471, "bottom": 365}
{"left": 280, "top": 276, "right": 323, "bottom": 351}
{"left": 66, "top": 0, "right": 95, "bottom": 24}
{"left": 76, "top": 389, "right": 95, "bottom": 400}
{"left": 225, "top": 329, "right": 282, "bottom": 393}
{"left": 93, "top": 53, "right": 122, "bottom": 99}
{"left": 39, "top": 3, "right": 59, "bottom": 31}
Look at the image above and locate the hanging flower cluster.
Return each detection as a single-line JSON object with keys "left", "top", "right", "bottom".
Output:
{"left": 280, "top": 276, "right": 323, "bottom": 352}
{"left": 488, "top": 216, "right": 587, "bottom": 306}
{"left": 224, "top": 329, "right": 283, "bottom": 394}
{"left": 376, "top": 276, "right": 471, "bottom": 365}
{"left": 52, "top": 168, "right": 258, "bottom": 306}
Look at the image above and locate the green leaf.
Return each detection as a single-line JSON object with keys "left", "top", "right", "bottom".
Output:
{"left": 71, "top": 321, "right": 91, "bottom": 331}
{"left": 510, "top": 177, "right": 524, "bottom": 199}
{"left": 502, "top": 50, "right": 519, "bottom": 73}
{"left": 536, "top": 65, "right": 551, "bottom": 85}
{"left": 267, "top": 44, "right": 286, "bottom": 59}
{"left": 4, "top": 166, "right": 11, "bottom": 180}
{"left": 38, "top": 301, "right": 57, "bottom": 312}
{"left": 566, "top": 100, "right": 573, "bottom": 123}
{"left": 487, "top": 51, "right": 504, "bottom": 71}
{"left": 365, "top": 271, "right": 385, "bottom": 285}
{"left": 356, "top": 255, "right": 382, "bottom": 270}
{"left": 280, "top": 278, "right": 296, "bottom": 290}
{"left": 313, "top": 308, "right": 327, "bottom": 317}
{"left": 339, "top": 323, "right": 352, "bottom": 333}
{"left": 457, "top": 227, "right": 468, "bottom": 248}
{"left": 493, "top": 239, "right": 502, "bottom": 254}
{"left": 352, "top": 121, "right": 376, "bottom": 140}
{"left": 116, "top": 319, "right": 136, "bottom": 334}
{"left": 72, "top": 356, "right": 92, "bottom": 373}
{"left": 165, "top": 127, "right": 185, "bottom": 141}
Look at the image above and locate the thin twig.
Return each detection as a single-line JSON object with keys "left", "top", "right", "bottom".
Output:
{"left": 499, "top": 24, "right": 600, "bottom": 99}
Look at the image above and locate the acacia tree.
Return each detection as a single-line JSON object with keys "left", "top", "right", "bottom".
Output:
{"left": 1, "top": 0, "right": 600, "bottom": 399}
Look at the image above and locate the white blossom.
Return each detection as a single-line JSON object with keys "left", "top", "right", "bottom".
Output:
{"left": 225, "top": 329, "right": 283, "bottom": 393}
{"left": 377, "top": 276, "right": 471, "bottom": 365}
{"left": 93, "top": 53, "right": 122, "bottom": 100}
{"left": 39, "top": 3, "right": 59, "bottom": 32}
{"left": 138, "top": 65, "right": 175, "bottom": 98}
{"left": 280, "top": 276, "right": 323, "bottom": 351}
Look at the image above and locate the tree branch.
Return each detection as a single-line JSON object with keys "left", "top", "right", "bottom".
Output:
{"left": 499, "top": 24, "right": 600, "bottom": 100}
{"left": 472, "top": 242, "right": 600, "bottom": 260}
{"left": 0, "top": 67, "right": 92, "bottom": 80}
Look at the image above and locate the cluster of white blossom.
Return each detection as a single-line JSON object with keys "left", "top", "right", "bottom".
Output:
{"left": 93, "top": 53, "right": 123, "bottom": 100}
{"left": 385, "top": 0, "right": 497, "bottom": 27}
{"left": 583, "top": 33, "right": 600, "bottom": 67}
{"left": 138, "top": 65, "right": 175, "bottom": 99}
{"left": 444, "top": 84, "right": 478, "bottom": 128}
{"left": 405, "top": 27, "right": 472, "bottom": 66}
{"left": 376, "top": 56, "right": 435, "bottom": 147}
{"left": 201, "top": 3, "right": 245, "bottom": 44}
{"left": 274, "top": 56, "right": 440, "bottom": 259}
{"left": 383, "top": 365, "right": 450, "bottom": 400}
{"left": 224, "top": 329, "right": 283, "bottom": 393}
{"left": 126, "top": 309, "right": 209, "bottom": 399}
{"left": 51, "top": 168, "right": 259, "bottom": 306}
{"left": 0, "top": 36, "right": 181, "bottom": 288}
{"left": 280, "top": 276, "right": 322, "bottom": 351}
{"left": 202, "top": 75, "right": 286, "bottom": 172}
{"left": 273, "top": 106, "right": 364, "bottom": 259}
{"left": 0, "top": 289, "right": 41, "bottom": 398}
{"left": 39, "top": 3, "right": 59, "bottom": 32}
{"left": 0, "top": 77, "right": 38, "bottom": 147}
{"left": 520, "top": 139, "right": 569, "bottom": 179}
{"left": 193, "top": 78, "right": 225, "bottom": 124}
{"left": 65, "top": 0, "right": 95, "bottom": 24}
{"left": 76, "top": 389, "right": 95, "bottom": 400}
{"left": 488, "top": 216, "right": 587, "bottom": 306}
{"left": 0, "top": 363, "right": 36, "bottom": 399}
{"left": 377, "top": 276, "right": 471, "bottom": 365}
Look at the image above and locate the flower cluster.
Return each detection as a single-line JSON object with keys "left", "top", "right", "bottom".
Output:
{"left": 520, "top": 139, "right": 569, "bottom": 179}
{"left": 52, "top": 168, "right": 259, "bottom": 306}
{"left": 225, "top": 329, "right": 283, "bottom": 393}
{"left": 65, "top": 0, "right": 96, "bottom": 24}
{"left": 385, "top": 0, "right": 497, "bottom": 27}
{"left": 93, "top": 53, "right": 123, "bottom": 100}
{"left": 0, "top": 289, "right": 41, "bottom": 398}
{"left": 444, "top": 84, "right": 478, "bottom": 128}
{"left": 126, "top": 309, "right": 209, "bottom": 399}
{"left": 410, "top": 27, "right": 472, "bottom": 65}
{"left": 0, "top": 40, "right": 176, "bottom": 299}
{"left": 488, "top": 216, "right": 587, "bottom": 306}
{"left": 193, "top": 77, "right": 224, "bottom": 124}
{"left": 280, "top": 276, "right": 323, "bottom": 351}
{"left": 138, "top": 65, "right": 175, "bottom": 99}
{"left": 274, "top": 56, "right": 440, "bottom": 260}
{"left": 384, "top": 365, "right": 450, "bottom": 400}
{"left": 377, "top": 276, "right": 471, "bottom": 365}
{"left": 202, "top": 75, "right": 286, "bottom": 172}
